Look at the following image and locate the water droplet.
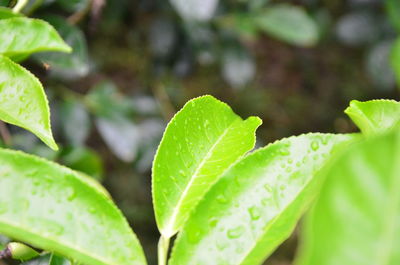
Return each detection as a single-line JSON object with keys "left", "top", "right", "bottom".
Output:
{"left": 66, "top": 187, "right": 76, "bottom": 201}
{"left": 311, "top": 141, "right": 319, "bottom": 151}
{"left": 279, "top": 148, "right": 290, "bottom": 156}
{"left": 216, "top": 194, "right": 228, "bottom": 204}
{"left": 227, "top": 225, "right": 244, "bottom": 239}
{"left": 288, "top": 159, "right": 293, "bottom": 164}
{"left": 263, "top": 184, "right": 272, "bottom": 193}
{"left": 88, "top": 207, "right": 96, "bottom": 213}
{"left": 209, "top": 218, "right": 218, "bottom": 227}
{"left": 216, "top": 238, "right": 228, "bottom": 250}
{"left": 248, "top": 206, "right": 261, "bottom": 220}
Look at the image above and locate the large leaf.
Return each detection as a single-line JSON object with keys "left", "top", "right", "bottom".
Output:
{"left": 152, "top": 95, "right": 262, "bottom": 237}
{"left": 295, "top": 128, "right": 400, "bottom": 265}
{"left": 255, "top": 5, "right": 318, "bottom": 46}
{"left": 345, "top": 99, "right": 400, "bottom": 135}
{"left": 0, "top": 148, "right": 147, "bottom": 265}
{"left": 169, "top": 133, "right": 355, "bottom": 265}
{"left": 0, "top": 17, "right": 71, "bottom": 60}
{"left": 0, "top": 55, "right": 58, "bottom": 150}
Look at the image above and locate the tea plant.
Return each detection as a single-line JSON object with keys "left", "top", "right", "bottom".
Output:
{"left": 0, "top": 3, "right": 400, "bottom": 265}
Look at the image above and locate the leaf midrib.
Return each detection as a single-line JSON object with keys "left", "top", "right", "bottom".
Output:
{"left": 162, "top": 117, "right": 240, "bottom": 236}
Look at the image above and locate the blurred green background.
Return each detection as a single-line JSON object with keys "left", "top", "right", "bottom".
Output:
{"left": 0, "top": 0, "right": 399, "bottom": 264}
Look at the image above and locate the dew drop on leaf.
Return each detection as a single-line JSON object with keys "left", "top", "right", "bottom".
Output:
{"left": 227, "top": 225, "right": 244, "bottom": 239}
{"left": 248, "top": 206, "right": 261, "bottom": 220}
{"left": 311, "top": 140, "right": 320, "bottom": 151}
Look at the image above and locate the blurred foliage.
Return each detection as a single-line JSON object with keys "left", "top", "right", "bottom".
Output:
{"left": 0, "top": 0, "right": 399, "bottom": 264}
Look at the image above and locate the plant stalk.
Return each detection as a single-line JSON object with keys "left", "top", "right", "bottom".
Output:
{"left": 12, "top": 0, "right": 28, "bottom": 13}
{"left": 157, "top": 235, "right": 170, "bottom": 265}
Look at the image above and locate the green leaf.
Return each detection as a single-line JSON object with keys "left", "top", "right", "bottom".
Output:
{"left": 21, "top": 253, "right": 71, "bottom": 265}
{"left": 295, "top": 128, "right": 400, "bottom": 265}
{"left": 0, "top": 17, "right": 71, "bottom": 60}
{"left": 385, "top": 0, "right": 400, "bottom": 32}
{"left": 34, "top": 16, "right": 89, "bottom": 80}
{"left": 345, "top": 99, "right": 400, "bottom": 135}
{"left": 255, "top": 5, "right": 318, "bottom": 46}
{"left": 0, "top": 148, "right": 147, "bottom": 265}
{"left": 153, "top": 95, "right": 262, "bottom": 237}
{"left": 391, "top": 38, "right": 400, "bottom": 86}
{"left": 0, "top": 55, "right": 58, "bottom": 150}
{"left": 169, "top": 133, "right": 354, "bottom": 265}
{"left": 0, "top": 7, "right": 21, "bottom": 19}
{"left": 60, "top": 146, "right": 103, "bottom": 181}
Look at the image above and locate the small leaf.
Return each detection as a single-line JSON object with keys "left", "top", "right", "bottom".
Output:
{"left": 153, "top": 95, "right": 262, "bottom": 237}
{"left": 95, "top": 116, "right": 139, "bottom": 162}
{"left": 59, "top": 99, "right": 90, "bottom": 146}
{"left": 0, "top": 17, "right": 71, "bottom": 59}
{"left": 34, "top": 16, "right": 89, "bottom": 80}
{"left": 345, "top": 99, "right": 400, "bottom": 135}
{"left": 169, "top": 133, "right": 355, "bottom": 265}
{"left": 0, "top": 7, "right": 21, "bottom": 19}
{"left": 170, "top": 0, "right": 219, "bottom": 22}
{"left": 0, "top": 148, "right": 147, "bottom": 265}
{"left": 8, "top": 242, "right": 39, "bottom": 261}
{"left": 295, "top": 129, "right": 400, "bottom": 265}
{"left": 255, "top": 5, "right": 318, "bottom": 46}
{"left": 0, "top": 55, "right": 58, "bottom": 150}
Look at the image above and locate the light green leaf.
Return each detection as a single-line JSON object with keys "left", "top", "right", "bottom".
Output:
{"left": 0, "top": 148, "right": 147, "bottom": 265}
{"left": 0, "top": 17, "right": 71, "bottom": 60}
{"left": 0, "top": 55, "right": 58, "bottom": 150}
{"left": 152, "top": 95, "right": 262, "bottom": 237}
{"left": 0, "top": 7, "right": 21, "bottom": 19}
{"left": 21, "top": 253, "right": 71, "bottom": 265}
{"left": 295, "top": 128, "right": 400, "bottom": 265}
{"left": 169, "top": 133, "right": 355, "bottom": 265}
{"left": 391, "top": 38, "right": 400, "bottom": 86}
{"left": 255, "top": 5, "right": 318, "bottom": 46}
{"left": 345, "top": 99, "right": 400, "bottom": 135}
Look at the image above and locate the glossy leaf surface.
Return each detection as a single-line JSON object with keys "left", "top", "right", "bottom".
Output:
{"left": 295, "top": 129, "right": 400, "bottom": 265}
{"left": 345, "top": 99, "right": 400, "bottom": 135}
{"left": 0, "top": 149, "right": 147, "bottom": 265}
{"left": 170, "top": 133, "right": 354, "bottom": 265}
{"left": 153, "top": 95, "right": 262, "bottom": 237}
{"left": 255, "top": 5, "right": 318, "bottom": 46}
{"left": 0, "top": 55, "right": 57, "bottom": 150}
{"left": 0, "top": 17, "right": 71, "bottom": 59}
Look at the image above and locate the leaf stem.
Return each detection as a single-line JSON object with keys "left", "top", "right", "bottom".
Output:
{"left": 12, "top": 0, "right": 28, "bottom": 13}
{"left": 157, "top": 235, "right": 170, "bottom": 265}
